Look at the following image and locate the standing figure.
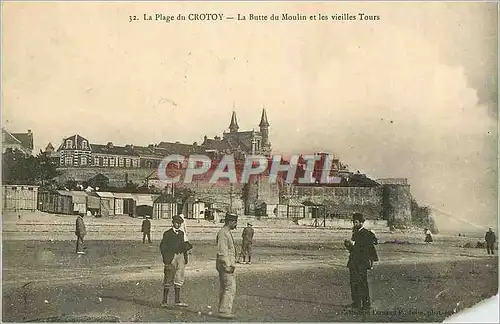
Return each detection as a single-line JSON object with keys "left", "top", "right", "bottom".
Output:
{"left": 160, "top": 215, "right": 190, "bottom": 308}
{"left": 424, "top": 228, "right": 433, "bottom": 243}
{"left": 216, "top": 213, "right": 238, "bottom": 319}
{"left": 485, "top": 228, "right": 496, "bottom": 255}
{"left": 344, "top": 213, "right": 378, "bottom": 310}
{"left": 239, "top": 223, "right": 254, "bottom": 264}
{"left": 142, "top": 216, "right": 152, "bottom": 244}
{"left": 75, "top": 213, "right": 86, "bottom": 255}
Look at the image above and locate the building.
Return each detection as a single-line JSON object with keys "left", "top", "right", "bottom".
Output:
{"left": 201, "top": 109, "right": 272, "bottom": 158}
{"left": 2, "top": 185, "right": 39, "bottom": 211}
{"left": 2, "top": 129, "right": 34, "bottom": 155}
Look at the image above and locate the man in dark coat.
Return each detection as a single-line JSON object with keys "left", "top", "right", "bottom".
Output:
{"left": 75, "top": 213, "right": 86, "bottom": 255}
{"left": 159, "top": 215, "right": 190, "bottom": 308}
{"left": 344, "top": 213, "right": 378, "bottom": 310}
{"left": 485, "top": 228, "right": 496, "bottom": 255}
{"left": 142, "top": 216, "right": 152, "bottom": 244}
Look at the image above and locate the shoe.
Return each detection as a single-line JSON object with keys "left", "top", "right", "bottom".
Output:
{"left": 236, "top": 261, "right": 242, "bottom": 264}
{"left": 160, "top": 302, "right": 169, "bottom": 308}
{"left": 217, "top": 313, "right": 235, "bottom": 319}
{"left": 77, "top": 251, "right": 85, "bottom": 255}
{"left": 247, "top": 262, "right": 252, "bottom": 265}
{"left": 174, "top": 302, "right": 188, "bottom": 307}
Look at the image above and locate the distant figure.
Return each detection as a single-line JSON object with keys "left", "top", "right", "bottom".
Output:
{"left": 424, "top": 229, "right": 433, "bottom": 243}
{"left": 178, "top": 214, "right": 188, "bottom": 242}
{"left": 216, "top": 213, "right": 238, "bottom": 319}
{"left": 239, "top": 223, "right": 254, "bottom": 264}
{"left": 485, "top": 228, "right": 496, "bottom": 255}
{"left": 344, "top": 213, "right": 378, "bottom": 310}
{"left": 159, "top": 215, "right": 191, "bottom": 308}
{"left": 75, "top": 213, "right": 86, "bottom": 254}
{"left": 141, "top": 216, "right": 152, "bottom": 244}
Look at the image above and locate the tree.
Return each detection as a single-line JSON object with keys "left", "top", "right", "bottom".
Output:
{"left": 2, "top": 149, "right": 60, "bottom": 188}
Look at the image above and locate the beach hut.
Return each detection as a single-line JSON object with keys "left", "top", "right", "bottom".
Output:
{"left": 53, "top": 191, "right": 78, "bottom": 215}
{"left": 2, "top": 185, "right": 39, "bottom": 211}
{"left": 179, "top": 196, "right": 206, "bottom": 219}
{"left": 153, "top": 194, "right": 177, "bottom": 219}
{"left": 38, "top": 190, "right": 56, "bottom": 213}
{"left": 95, "top": 192, "right": 115, "bottom": 217}
{"left": 112, "top": 193, "right": 136, "bottom": 216}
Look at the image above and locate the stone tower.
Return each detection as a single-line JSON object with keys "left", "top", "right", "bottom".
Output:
{"left": 259, "top": 108, "right": 270, "bottom": 151}
{"left": 229, "top": 111, "right": 239, "bottom": 133}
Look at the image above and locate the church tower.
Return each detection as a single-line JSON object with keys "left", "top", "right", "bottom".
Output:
{"left": 229, "top": 111, "right": 239, "bottom": 133}
{"left": 259, "top": 108, "right": 270, "bottom": 149}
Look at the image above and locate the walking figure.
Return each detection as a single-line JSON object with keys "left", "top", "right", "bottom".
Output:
{"left": 142, "top": 216, "right": 152, "bottom": 244}
{"left": 424, "top": 228, "right": 433, "bottom": 243}
{"left": 160, "top": 215, "right": 191, "bottom": 308}
{"left": 75, "top": 213, "right": 86, "bottom": 255}
{"left": 238, "top": 223, "right": 254, "bottom": 264}
{"left": 485, "top": 227, "right": 496, "bottom": 255}
{"left": 216, "top": 213, "right": 238, "bottom": 319}
{"left": 344, "top": 213, "right": 378, "bottom": 310}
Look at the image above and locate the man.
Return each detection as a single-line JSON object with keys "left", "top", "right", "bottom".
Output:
{"left": 75, "top": 213, "right": 86, "bottom": 255}
{"left": 141, "top": 216, "right": 152, "bottom": 244}
{"left": 485, "top": 228, "right": 496, "bottom": 255}
{"left": 216, "top": 213, "right": 238, "bottom": 319}
{"left": 344, "top": 213, "right": 378, "bottom": 310}
{"left": 239, "top": 223, "right": 254, "bottom": 264}
{"left": 159, "top": 215, "right": 190, "bottom": 308}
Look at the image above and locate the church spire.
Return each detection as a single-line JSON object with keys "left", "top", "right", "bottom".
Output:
{"left": 259, "top": 108, "right": 269, "bottom": 128}
{"left": 229, "top": 111, "right": 239, "bottom": 133}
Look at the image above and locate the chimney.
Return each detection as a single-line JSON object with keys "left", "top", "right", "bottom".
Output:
{"left": 193, "top": 142, "right": 198, "bottom": 146}
{"left": 175, "top": 141, "right": 181, "bottom": 144}
{"left": 28, "top": 129, "right": 32, "bottom": 135}
{"left": 107, "top": 142, "right": 114, "bottom": 149}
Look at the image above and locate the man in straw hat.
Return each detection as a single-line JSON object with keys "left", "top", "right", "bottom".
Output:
{"left": 159, "top": 215, "right": 192, "bottom": 308}
{"left": 343, "top": 212, "right": 378, "bottom": 310}
{"left": 216, "top": 212, "right": 239, "bottom": 319}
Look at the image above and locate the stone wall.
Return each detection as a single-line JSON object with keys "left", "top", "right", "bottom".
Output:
{"left": 382, "top": 184, "right": 412, "bottom": 227}
{"left": 286, "top": 186, "right": 384, "bottom": 220}
{"left": 56, "top": 168, "right": 155, "bottom": 187}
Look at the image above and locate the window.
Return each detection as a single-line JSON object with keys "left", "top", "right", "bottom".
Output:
{"left": 103, "top": 157, "right": 108, "bottom": 167}
{"left": 125, "top": 158, "right": 130, "bottom": 168}
{"left": 132, "top": 159, "right": 138, "bottom": 167}
{"left": 66, "top": 139, "right": 73, "bottom": 149}
{"left": 119, "top": 158, "right": 124, "bottom": 167}
{"left": 109, "top": 157, "right": 115, "bottom": 167}
{"left": 65, "top": 157, "right": 72, "bottom": 165}
{"left": 81, "top": 156, "right": 87, "bottom": 165}
{"left": 82, "top": 140, "right": 88, "bottom": 150}
{"left": 94, "top": 156, "right": 99, "bottom": 166}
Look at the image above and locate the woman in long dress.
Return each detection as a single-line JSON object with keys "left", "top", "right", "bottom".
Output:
{"left": 424, "top": 228, "right": 433, "bottom": 243}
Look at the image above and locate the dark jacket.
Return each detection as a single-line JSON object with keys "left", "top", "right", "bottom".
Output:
{"left": 485, "top": 231, "right": 496, "bottom": 243}
{"left": 142, "top": 219, "right": 151, "bottom": 233}
{"left": 160, "top": 228, "right": 187, "bottom": 265}
{"left": 75, "top": 216, "right": 86, "bottom": 237}
{"left": 346, "top": 228, "right": 378, "bottom": 270}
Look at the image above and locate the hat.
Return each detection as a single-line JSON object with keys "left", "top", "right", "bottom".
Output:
{"left": 247, "top": 222, "right": 252, "bottom": 226}
{"left": 172, "top": 215, "right": 184, "bottom": 224}
{"left": 352, "top": 213, "right": 365, "bottom": 222}
{"left": 225, "top": 213, "right": 238, "bottom": 221}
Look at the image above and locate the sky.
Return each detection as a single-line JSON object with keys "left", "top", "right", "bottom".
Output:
{"left": 2, "top": 2, "right": 498, "bottom": 231}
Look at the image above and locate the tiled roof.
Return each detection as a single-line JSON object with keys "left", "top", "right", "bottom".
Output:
{"left": 90, "top": 143, "right": 139, "bottom": 156}
{"left": 202, "top": 138, "right": 231, "bottom": 151}
{"left": 12, "top": 132, "right": 34, "bottom": 150}
{"left": 157, "top": 141, "right": 207, "bottom": 155}
{"left": 2, "top": 129, "right": 22, "bottom": 146}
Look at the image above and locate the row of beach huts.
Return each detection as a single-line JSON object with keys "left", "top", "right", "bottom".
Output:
{"left": 2, "top": 185, "right": 224, "bottom": 219}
